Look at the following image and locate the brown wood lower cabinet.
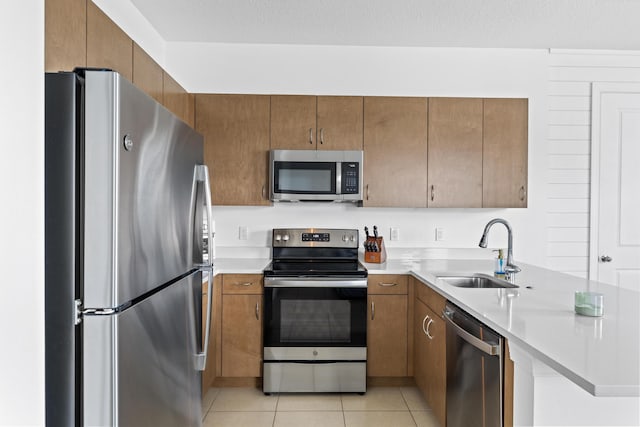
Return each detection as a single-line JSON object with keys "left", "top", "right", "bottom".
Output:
{"left": 414, "top": 290, "right": 446, "bottom": 426}
{"left": 367, "top": 275, "right": 409, "bottom": 378}
{"left": 220, "top": 274, "right": 263, "bottom": 378}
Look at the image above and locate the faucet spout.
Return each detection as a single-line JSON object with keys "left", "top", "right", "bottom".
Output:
{"left": 478, "top": 218, "right": 521, "bottom": 282}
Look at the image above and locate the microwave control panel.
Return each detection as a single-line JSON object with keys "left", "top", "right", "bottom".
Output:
{"left": 341, "top": 162, "right": 360, "bottom": 194}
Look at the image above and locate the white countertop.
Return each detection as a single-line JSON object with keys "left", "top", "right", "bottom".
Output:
{"left": 211, "top": 255, "right": 639, "bottom": 397}
{"left": 366, "top": 258, "right": 640, "bottom": 398}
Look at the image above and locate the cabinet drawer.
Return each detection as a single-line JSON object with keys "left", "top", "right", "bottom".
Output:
{"left": 222, "top": 274, "right": 263, "bottom": 294}
{"left": 368, "top": 275, "right": 408, "bottom": 295}
{"left": 415, "top": 280, "right": 446, "bottom": 315}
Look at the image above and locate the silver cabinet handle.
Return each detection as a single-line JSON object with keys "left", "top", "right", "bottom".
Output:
{"left": 309, "top": 128, "right": 313, "bottom": 145}
{"left": 262, "top": 185, "right": 266, "bottom": 199}
{"left": 600, "top": 255, "right": 613, "bottom": 263}
{"left": 320, "top": 128, "right": 324, "bottom": 145}
{"left": 520, "top": 186, "right": 526, "bottom": 202}
{"left": 430, "top": 185, "right": 435, "bottom": 202}
{"left": 239, "top": 282, "right": 254, "bottom": 287}
{"left": 378, "top": 282, "right": 397, "bottom": 287}
{"left": 422, "top": 314, "right": 429, "bottom": 336}
{"left": 425, "top": 318, "right": 434, "bottom": 340}
{"left": 255, "top": 302, "right": 259, "bottom": 320}
{"left": 366, "top": 184, "right": 370, "bottom": 201}
{"left": 371, "top": 301, "right": 375, "bottom": 320}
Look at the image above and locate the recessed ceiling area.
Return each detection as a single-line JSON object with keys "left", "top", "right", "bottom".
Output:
{"left": 129, "top": 0, "right": 640, "bottom": 50}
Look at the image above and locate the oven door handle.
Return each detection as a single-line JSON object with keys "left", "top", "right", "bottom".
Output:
{"left": 264, "top": 277, "right": 368, "bottom": 288}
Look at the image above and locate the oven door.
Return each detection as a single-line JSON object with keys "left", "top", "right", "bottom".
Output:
{"left": 263, "top": 278, "right": 367, "bottom": 349}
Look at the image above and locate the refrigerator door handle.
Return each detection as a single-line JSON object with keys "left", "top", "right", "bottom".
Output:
{"left": 195, "top": 265, "right": 213, "bottom": 371}
{"left": 194, "top": 164, "right": 214, "bottom": 268}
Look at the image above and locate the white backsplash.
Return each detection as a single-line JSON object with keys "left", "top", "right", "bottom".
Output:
{"left": 211, "top": 203, "right": 544, "bottom": 265}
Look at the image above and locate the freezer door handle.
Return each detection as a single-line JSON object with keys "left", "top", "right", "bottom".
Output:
{"left": 196, "top": 266, "right": 213, "bottom": 371}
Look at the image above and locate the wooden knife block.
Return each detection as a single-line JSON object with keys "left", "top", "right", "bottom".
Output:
{"left": 364, "top": 237, "right": 387, "bottom": 264}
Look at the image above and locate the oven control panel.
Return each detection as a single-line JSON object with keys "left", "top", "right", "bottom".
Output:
{"left": 272, "top": 228, "right": 358, "bottom": 248}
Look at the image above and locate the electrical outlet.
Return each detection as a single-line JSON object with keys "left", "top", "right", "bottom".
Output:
{"left": 238, "top": 226, "right": 249, "bottom": 240}
{"left": 435, "top": 227, "right": 445, "bottom": 241}
{"left": 390, "top": 227, "right": 400, "bottom": 241}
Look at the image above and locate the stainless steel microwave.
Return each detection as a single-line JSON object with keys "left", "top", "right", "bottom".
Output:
{"left": 270, "top": 149, "right": 363, "bottom": 202}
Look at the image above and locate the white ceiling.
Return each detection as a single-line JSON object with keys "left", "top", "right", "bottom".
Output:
{"left": 129, "top": 0, "right": 640, "bottom": 50}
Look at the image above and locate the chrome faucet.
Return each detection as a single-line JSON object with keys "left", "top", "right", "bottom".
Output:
{"left": 479, "top": 218, "right": 521, "bottom": 283}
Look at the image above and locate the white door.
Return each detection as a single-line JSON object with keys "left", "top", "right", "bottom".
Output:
{"left": 589, "top": 83, "right": 640, "bottom": 290}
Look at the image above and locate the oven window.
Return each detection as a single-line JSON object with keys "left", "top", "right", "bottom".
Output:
{"left": 280, "top": 300, "right": 350, "bottom": 343}
{"left": 263, "top": 287, "right": 367, "bottom": 347}
{"left": 274, "top": 162, "right": 336, "bottom": 194}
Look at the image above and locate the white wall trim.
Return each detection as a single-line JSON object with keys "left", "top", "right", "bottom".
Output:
{"left": 588, "top": 82, "right": 640, "bottom": 279}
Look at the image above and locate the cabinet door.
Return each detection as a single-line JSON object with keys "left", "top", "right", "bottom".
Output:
{"left": 483, "top": 98, "right": 528, "bottom": 208}
{"left": 132, "top": 43, "right": 163, "bottom": 104}
{"left": 45, "top": 0, "right": 86, "bottom": 72}
{"left": 162, "top": 73, "right": 195, "bottom": 128}
{"left": 316, "top": 96, "right": 363, "bottom": 150}
{"left": 414, "top": 299, "right": 430, "bottom": 397}
{"left": 425, "top": 307, "right": 446, "bottom": 426}
{"left": 363, "top": 97, "right": 428, "bottom": 207}
{"left": 367, "top": 294, "right": 407, "bottom": 377}
{"left": 428, "top": 98, "right": 483, "bottom": 207}
{"left": 271, "top": 95, "right": 317, "bottom": 150}
{"left": 195, "top": 94, "right": 271, "bottom": 206}
{"left": 221, "top": 294, "right": 262, "bottom": 377}
{"left": 86, "top": 1, "right": 133, "bottom": 81}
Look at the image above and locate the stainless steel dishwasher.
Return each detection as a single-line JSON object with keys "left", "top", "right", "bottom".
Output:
{"left": 443, "top": 302, "right": 504, "bottom": 427}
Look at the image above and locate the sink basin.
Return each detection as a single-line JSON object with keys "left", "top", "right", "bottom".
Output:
{"left": 436, "top": 273, "right": 518, "bottom": 289}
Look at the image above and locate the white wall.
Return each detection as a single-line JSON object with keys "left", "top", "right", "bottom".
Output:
{"left": 0, "top": 1, "right": 44, "bottom": 425}
{"left": 167, "top": 43, "right": 549, "bottom": 265}
{"left": 546, "top": 49, "right": 640, "bottom": 278}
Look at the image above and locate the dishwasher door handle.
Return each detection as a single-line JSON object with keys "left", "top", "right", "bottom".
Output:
{"left": 442, "top": 309, "right": 500, "bottom": 356}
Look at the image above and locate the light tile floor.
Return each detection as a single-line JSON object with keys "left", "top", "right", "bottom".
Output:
{"left": 202, "top": 386, "right": 441, "bottom": 427}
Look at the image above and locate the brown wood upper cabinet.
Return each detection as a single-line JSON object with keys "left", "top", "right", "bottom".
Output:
{"left": 132, "top": 43, "right": 163, "bottom": 104}
{"left": 271, "top": 95, "right": 363, "bottom": 150}
{"left": 363, "top": 97, "right": 428, "bottom": 207}
{"left": 162, "top": 73, "right": 195, "bottom": 128}
{"left": 195, "top": 94, "right": 271, "bottom": 206}
{"left": 428, "top": 98, "right": 483, "bottom": 208}
{"left": 86, "top": 1, "right": 133, "bottom": 81}
{"left": 45, "top": 0, "right": 86, "bottom": 72}
{"left": 483, "top": 98, "right": 529, "bottom": 208}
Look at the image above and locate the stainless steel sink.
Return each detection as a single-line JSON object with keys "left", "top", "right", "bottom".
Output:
{"left": 436, "top": 273, "right": 518, "bottom": 289}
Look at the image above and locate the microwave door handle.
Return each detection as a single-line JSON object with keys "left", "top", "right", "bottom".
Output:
{"left": 336, "top": 162, "right": 342, "bottom": 195}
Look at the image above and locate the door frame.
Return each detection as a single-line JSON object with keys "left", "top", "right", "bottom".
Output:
{"left": 588, "top": 82, "right": 640, "bottom": 280}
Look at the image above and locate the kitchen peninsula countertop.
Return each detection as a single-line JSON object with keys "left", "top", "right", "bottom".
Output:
{"left": 210, "top": 255, "right": 639, "bottom": 397}
{"left": 366, "top": 259, "right": 640, "bottom": 398}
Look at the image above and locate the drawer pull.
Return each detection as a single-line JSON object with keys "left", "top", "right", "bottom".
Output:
{"left": 378, "top": 282, "right": 397, "bottom": 287}
{"left": 238, "top": 282, "right": 254, "bottom": 287}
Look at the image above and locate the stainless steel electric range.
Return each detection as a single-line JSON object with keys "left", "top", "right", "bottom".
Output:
{"left": 262, "top": 228, "right": 368, "bottom": 394}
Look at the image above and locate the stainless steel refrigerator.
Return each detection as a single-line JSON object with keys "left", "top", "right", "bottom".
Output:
{"left": 45, "top": 70, "right": 213, "bottom": 426}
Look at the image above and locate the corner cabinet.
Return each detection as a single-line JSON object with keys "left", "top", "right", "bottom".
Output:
{"left": 363, "top": 97, "right": 428, "bottom": 207}
{"left": 367, "top": 275, "right": 409, "bottom": 377}
{"left": 270, "top": 95, "right": 364, "bottom": 150}
{"left": 195, "top": 95, "right": 271, "bottom": 206}
{"left": 220, "top": 274, "right": 264, "bottom": 378}
{"left": 414, "top": 279, "right": 447, "bottom": 427}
